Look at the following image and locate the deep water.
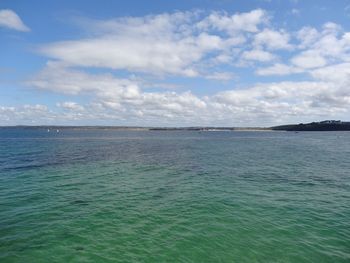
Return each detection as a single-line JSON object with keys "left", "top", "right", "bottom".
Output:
{"left": 0, "top": 129, "right": 349, "bottom": 262}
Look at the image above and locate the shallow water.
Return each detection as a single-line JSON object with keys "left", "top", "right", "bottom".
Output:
{"left": 0, "top": 129, "right": 349, "bottom": 262}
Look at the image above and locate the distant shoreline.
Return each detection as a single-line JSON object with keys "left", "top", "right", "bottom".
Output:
{"left": 1, "top": 121, "right": 350, "bottom": 131}
{"left": 0, "top": 126, "right": 273, "bottom": 131}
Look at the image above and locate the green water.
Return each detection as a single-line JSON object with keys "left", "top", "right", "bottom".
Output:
{"left": 0, "top": 129, "right": 349, "bottom": 262}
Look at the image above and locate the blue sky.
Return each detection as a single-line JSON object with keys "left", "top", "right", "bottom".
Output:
{"left": 1, "top": 0, "right": 350, "bottom": 126}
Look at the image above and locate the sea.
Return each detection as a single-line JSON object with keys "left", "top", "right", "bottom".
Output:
{"left": 0, "top": 128, "right": 349, "bottom": 262}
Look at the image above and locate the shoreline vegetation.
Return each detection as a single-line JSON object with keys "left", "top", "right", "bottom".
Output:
{"left": 1, "top": 120, "right": 350, "bottom": 131}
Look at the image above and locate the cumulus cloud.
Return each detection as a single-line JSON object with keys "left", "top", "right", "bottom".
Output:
{"left": 39, "top": 10, "right": 270, "bottom": 77}
{"left": 11, "top": 79, "right": 350, "bottom": 126}
{"left": 310, "top": 63, "right": 350, "bottom": 84}
{"left": 205, "top": 72, "right": 235, "bottom": 81}
{"left": 27, "top": 63, "right": 208, "bottom": 123}
{"left": 257, "top": 21, "right": 350, "bottom": 76}
{"left": 0, "top": 9, "right": 30, "bottom": 32}
{"left": 241, "top": 49, "right": 276, "bottom": 62}
{"left": 197, "top": 9, "right": 268, "bottom": 34}
{"left": 22, "top": 63, "right": 350, "bottom": 126}
{"left": 291, "top": 50, "right": 327, "bottom": 69}
{"left": 0, "top": 105, "right": 51, "bottom": 124}
{"left": 296, "top": 26, "right": 320, "bottom": 48}
{"left": 57, "top": 101, "right": 85, "bottom": 111}
{"left": 27, "top": 61, "right": 139, "bottom": 98}
{"left": 12, "top": 10, "right": 350, "bottom": 125}
{"left": 256, "top": 63, "right": 303, "bottom": 76}
{"left": 295, "top": 22, "right": 350, "bottom": 64}
{"left": 254, "top": 29, "right": 292, "bottom": 50}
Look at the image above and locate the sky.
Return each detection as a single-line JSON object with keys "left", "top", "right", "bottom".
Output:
{"left": 1, "top": 0, "right": 350, "bottom": 126}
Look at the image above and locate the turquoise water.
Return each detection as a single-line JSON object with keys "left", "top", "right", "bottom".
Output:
{"left": 0, "top": 129, "right": 349, "bottom": 262}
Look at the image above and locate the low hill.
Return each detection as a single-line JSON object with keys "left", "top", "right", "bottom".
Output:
{"left": 272, "top": 121, "right": 350, "bottom": 131}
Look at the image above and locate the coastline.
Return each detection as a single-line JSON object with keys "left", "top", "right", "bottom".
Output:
{"left": 1, "top": 120, "right": 350, "bottom": 131}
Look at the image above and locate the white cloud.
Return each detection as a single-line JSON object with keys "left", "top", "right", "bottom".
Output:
{"left": 310, "top": 63, "right": 350, "bottom": 84}
{"left": 296, "top": 27, "right": 320, "bottom": 48}
{"left": 13, "top": 10, "right": 350, "bottom": 126}
{"left": 22, "top": 63, "right": 350, "bottom": 126}
{"left": 23, "top": 104, "right": 47, "bottom": 111}
{"left": 256, "top": 22, "right": 350, "bottom": 76}
{"left": 0, "top": 104, "right": 52, "bottom": 124}
{"left": 254, "top": 29, "right": 292, "bottom": 50}
{"left": 40, "top": 37, "right": 200, "bottom": 77}
{"left": 197, "top": 9, "right": 268, "bottom": 34}
{"left": 241, "top": 49, "right": 276, "bottom": 62}
{"left": 0, "top": 9, "right": 30, "bottom": 32}
{"left": 291, "top": 50, "right": 327, "bottom": 69}
{"left": 39, "top": 10, "right": 269, "bottom": 77}
{"left": 256, "top": 63, "right": 303, "bottom": 76}
{"left": 322, "top": 22, "right": 342, "bottom": 35}
{"left": 27, "top": 61, "right": 139, "bottom": 98}
{"left": 213, "top": 81, "right": 350, "bottom": 120}
{"left": 57, "top": 101, "right": 85, "bottom": 111}
{"left": 296, "top": 22, "right": 350, "bottom": 63}
{"left": 205, "top": 72, "right": 235, "bottom": 81}
{"left": 27, "top": 63, "right": 208, "bottom": 123}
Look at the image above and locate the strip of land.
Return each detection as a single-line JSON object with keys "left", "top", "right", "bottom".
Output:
{"left": 271, "top": 120, "right": 350, "bottom": 131}
{"left": 1, "top": 120, "right": 349, "bottom": 131}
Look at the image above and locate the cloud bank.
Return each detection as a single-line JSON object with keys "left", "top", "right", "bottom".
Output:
{"left": 3, "top": 9, "right": 350, "bottom": 125}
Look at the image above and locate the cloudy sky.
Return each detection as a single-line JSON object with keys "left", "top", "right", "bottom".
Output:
{"left": 1, "top": 0, "right": 350, "bottom": 126}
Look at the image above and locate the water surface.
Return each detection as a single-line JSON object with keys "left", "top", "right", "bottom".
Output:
{"left": 0, "top": 129, "right": 349, "bottom": 262}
